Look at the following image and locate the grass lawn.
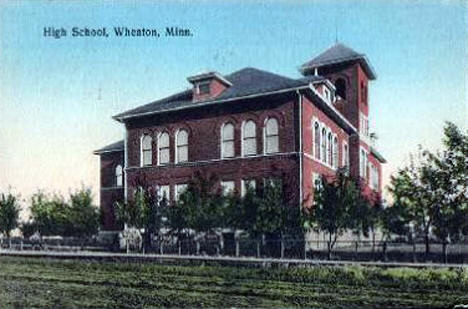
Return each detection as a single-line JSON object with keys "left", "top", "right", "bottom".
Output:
{"left": 0, "top": 256, "right": 466, "bottom": 308}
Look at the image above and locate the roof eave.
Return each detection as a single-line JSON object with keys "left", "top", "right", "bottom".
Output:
{"left": 93, "top": 148, "right": 124, "bottom": 155}
{"left": 300, "top": 55, "right": 377, "bottom": 80}
{"left": 370, "top": 147, "right": 387, "bottom": 163}
{"left": 113, "top": 85, "right": 311, "bottom": 122}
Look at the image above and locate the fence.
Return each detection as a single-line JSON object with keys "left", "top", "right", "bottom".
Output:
{"left": 2, "top": 236, "right": 468, "bottom": 264}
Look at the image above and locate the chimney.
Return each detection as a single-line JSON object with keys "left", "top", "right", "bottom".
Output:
{"left": 187, "top": 71, "right": 232, "bottom": 102}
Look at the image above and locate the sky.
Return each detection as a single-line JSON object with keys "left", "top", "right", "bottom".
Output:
{"left": 0, "top": 0, "right": 466, "bottom": 217}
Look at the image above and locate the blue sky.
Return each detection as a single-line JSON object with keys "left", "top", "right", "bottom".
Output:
{"left": 0, "top": 0, "right": 466, "bottom": 211}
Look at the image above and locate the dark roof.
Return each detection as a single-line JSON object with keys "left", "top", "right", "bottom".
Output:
{"left": 300, "top": 43, "right": 376, "bottom": 80}
{"left": 371, "top": 147, "right": 387, "bottom": 163}
{"left": 113, "top": 67, "right": 311, "bottom": 121}
{"left": 93, "top": 140, "right": 124, "bottom": 155}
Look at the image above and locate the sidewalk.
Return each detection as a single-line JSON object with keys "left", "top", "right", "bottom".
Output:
{"left": 1, "top": 249, "right": 466, "bottom": 269}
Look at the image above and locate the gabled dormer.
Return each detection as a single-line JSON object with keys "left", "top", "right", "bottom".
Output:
{"left": 187, "top": 71, "right": 232, "bottom": 102}
{"left": 311, "top": 79, "right": 336, "bottom": 105}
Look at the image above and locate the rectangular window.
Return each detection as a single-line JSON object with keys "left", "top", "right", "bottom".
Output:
{"left": 360, "top": 113, "right": 369, "bottom": 137}
{"left": 158, "top": 185, "right": 171, "bottom": 202}
{"left": 370, "top": 164, "right": 379, "bottom": 190}
{"left": 159, "top": 148, "right": 170, "bottom": 164}
{"left": 175, "top": 184, "right": 188, "bottom": 201}
{"left": 312, "top": 173, "right": 322, "bottom": 191}
{"left": 243, "top": 138, "right": 257, "bottom": 156}
{"left": 241, "top": 179, "right": 256, "bottom": 197}
{"left": 198, "top": 82, "right": 210, "bottom": 95}
{"left": 222, "top": 140, "right": 234, "bottom": 158}
{"left": 265, "top": 135, "right": 278, "bottom": 153}
{"left": 342, "top": 142, "right": 349, "bottom": 169}
{"left": 177, "top": 145, "right": 188, "bottom": 163}
{"left": 360, "top": 148, "right": 368, "bottom": 179}
{"left": 221, "top": 181, "right": 235, "bottom": 195}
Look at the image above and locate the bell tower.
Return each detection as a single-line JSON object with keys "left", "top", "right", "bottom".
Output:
{"left": 300, "top": 43, "right": 378, "bottom": 182}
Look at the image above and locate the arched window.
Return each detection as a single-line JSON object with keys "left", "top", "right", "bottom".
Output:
{"left": 221, "top": 123, "right": 235, "bottom": 158}
{"left": 242, "top": 120, "right": 257, "bottom": 156}
{"left": 327, "top": 132, "right": 333, "bottom": 164}
{"left": 335, "top": 78, "right": 347, "bottom": 99}
{"left": 141, "top": 134, "right": 152, "bottom": 166}
{"left": 333, "top": 137, "right": 338, "bottom": 168}
{"left": 158, "top": 132, "right": 170, "bottom": 165}
{"left": 314, "top": 122, "right": 320, "bottom": 159}
{"left": 321, "top": 128, "right": 327, "bottom": 162}
{"left": 343, "top": 142, "right": 349, "bottom": 168}
{"left": 264, "top": 118, "right": 279, "bottom": 154}
{"left": 115, "top": 165, "right": 123, "bottom": 187}
{"left": 175, "top": 129, "right": 188, "bottom": 163}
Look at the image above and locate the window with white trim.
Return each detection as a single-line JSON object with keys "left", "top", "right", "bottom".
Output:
{"left": 324, "top": 87, "right": 331, "bottom": 103}
{"left": 370, "top": 164, "right": 379, "bottom": 190}
{"left": 175, "top": 129, "right": 188, "bottom": 163}
{"left": 115, "top": 165, "right": 123, "bottom": 187}
{"left": 321, "top": 128, "right": 327, "bottom": 162}
{"left": 264, "top": 118, "right": 279, "bottom": 154}
{"left": 242, "top": 120, "right": 257, "bottom": 156}
{"left": 360, "top": 112, "right": 369, "bottom": 137}
{"left": 360, "top": 148, "right": 368, "bottom": 179}
{"left": 332, "top": 137, "right": 338, "bottom": 168}
{"left": 175, "top": 184, "right": 188, "bottom": 201}
{"left": 314, "top": 122, "right": 320, "bottom": 159}
{"left": 197, "top": 82, "right": 210, "bottom": 95}
{"left": 158, "top": 132, "right": 170, "bottom": 165}
{"left": 158, "top": 185, "right": 170, "bottom": 202}
{"left": 342, "top": 142, "right": 349, "bottom": 169}
{"left": 221, "top": 123, "right": 235, "bottom": 158}
{"left": 241, "top": 179, "right": 256, "bottom": 197}
{"left": 221, "top": 181, "right": 235, "bottom": 195}
{"left": 312, "top": 173, "right": 322, "bottom": 191}
{"left": 141, "top": 134, "right": 152, "bottom": 166}
{"left": 327, "top": 132, "right": 332, "bottom": 165}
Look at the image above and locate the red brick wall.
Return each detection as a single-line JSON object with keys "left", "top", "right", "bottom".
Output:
{"left": 301, "top": 95, "right": 350, "bottom": 205}
{"left": 125, "top": 94, "right": 301, "bottom": 206}
{"left": 126, "top": 154, "right": 300, "bottom": 205}
{"left": 126, "top": 96, "right": 298, "bottom": 168}
{"left": 98, "top": 151, "right": 124, "bottom": 231}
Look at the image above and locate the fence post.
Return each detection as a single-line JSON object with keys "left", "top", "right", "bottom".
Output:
{"left": 256, "top": 239, "right": 261, "bottom": 258}
{"left": 304, "top": 240, "right": 307, "bottom": 260}
{"left": 412, "top": 241, "right": 416, "bottom": 263}
{"left": 280, "top": 237, "right": 284, "bottom": 259}
{"left": 196, "top": 241, "right": 200, "bottom": 255}
{"left": 235, "top": 238, "right": 239, "bottom": 257}
{"left": 382, "top": 241, "right": 387, "bottom": 262}
{"left": 178, "top": 239, "right": 182, "bottom": 256}
{"left": 442, "top": 242, "right": 447, "bottom": 264}
{"left": 327, "top": 241, "right": 331, "bottom": 260}
{"left": 354, "top": 241, "right": 358, "bottom": 261}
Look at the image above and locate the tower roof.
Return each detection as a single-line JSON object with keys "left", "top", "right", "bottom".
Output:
{"left": 300, "top": 43, "right": 376, "bottom": 80}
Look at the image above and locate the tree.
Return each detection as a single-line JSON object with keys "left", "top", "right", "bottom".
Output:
{"left": 389, "top": 159, "right": 434, "bottom": 254}
{"left": 424, "top": 122, "right": 468, "bottom": 242}
{"left": 0, "top": 192, "right": 21, "bottom": 240}
{"left": 379, "top": 202, "right": 411, "bottom": 241}
{"left": 388, "top": 122, "right": 468, "bottom": 254}
{"left": 173, "top": 174, "right": 225, "bottom": 235}
{"left": 68, "top": 188, "right": 100, "bottom": 237}
{"left": 304, "top": 169, "right": 361, "bottom": 258}
{"left": 29, "top": 188, "right": 100, "bottom": 237}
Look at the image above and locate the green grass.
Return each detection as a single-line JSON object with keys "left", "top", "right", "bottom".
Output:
{"left": 0, "top": 256, "right": 466, "bottom": 308}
